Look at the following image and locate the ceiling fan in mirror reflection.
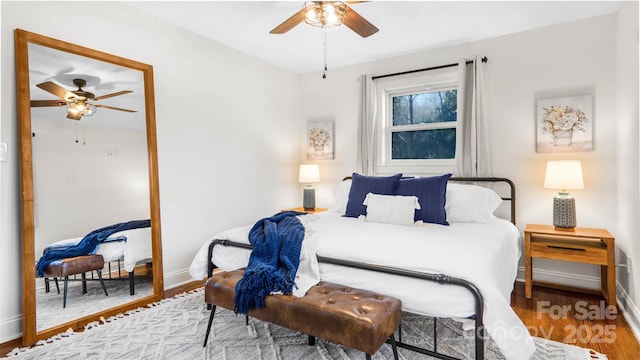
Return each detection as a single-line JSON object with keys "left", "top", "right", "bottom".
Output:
{"left": 30, "top": 77, "right": 137, "bottom": 120}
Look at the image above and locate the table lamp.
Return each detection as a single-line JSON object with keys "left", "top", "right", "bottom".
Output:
{"left": 299, "top": 164, "right": 320, "bottom": 211}
{"left": 544, "top": 160, "right": 584, "bottom": 231}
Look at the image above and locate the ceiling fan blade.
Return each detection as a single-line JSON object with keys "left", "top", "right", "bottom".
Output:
{"left": 93, "top": 90, "right": 133, "bottom": 101}
{"left": 36, "top": 81, "right": 75, "bottom": 100}
{"left": 94, "top": 104, "right": 137, "bottom": 113}
{"left": 270, "top": 8, "right": 306, "bottom": 34}
{"left": 342, "top": 5, "right": 379, "bottom": 38}
{"left": 31, "top": 99, "right": 67, "bottom": 107}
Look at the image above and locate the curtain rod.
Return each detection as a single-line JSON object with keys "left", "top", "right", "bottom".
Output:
{"left": 372, "top": 56, "right": 488, "bottom": 81}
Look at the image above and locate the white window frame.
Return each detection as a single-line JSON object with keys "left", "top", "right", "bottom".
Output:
{"left": 374, "top": 68, "right": 458, "bottom": 175}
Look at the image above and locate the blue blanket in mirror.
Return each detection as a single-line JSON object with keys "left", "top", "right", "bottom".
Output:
{"left": 36, "top": 219, "right": 151, "bottom": 277}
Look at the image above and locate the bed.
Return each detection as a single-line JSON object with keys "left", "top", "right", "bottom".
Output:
{"left": 189, "top": 176, "right": 536, "bottom": 360}
{"left": 42, "top": 227, "right": 152, "bottom": 295}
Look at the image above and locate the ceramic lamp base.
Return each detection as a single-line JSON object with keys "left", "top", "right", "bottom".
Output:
{"left": 303, "top": 186, "right": 315, "bottom": 211}
{"left": 553, "top": 193, "right": 576, "bottom": 230}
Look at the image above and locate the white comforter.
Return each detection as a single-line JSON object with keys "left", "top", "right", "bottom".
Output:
{"left": 46, "top": 227, "right": 152, "bottom": 272}
{"left": 189, "top": 212, "right": 535, "bottom": 359}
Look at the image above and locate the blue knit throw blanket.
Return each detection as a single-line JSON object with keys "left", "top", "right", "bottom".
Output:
{"left": 36, "top": 219, "right": 151, "bottom": 277}
{"left": 234, "top": 211, "right": 306, "bottom": 315}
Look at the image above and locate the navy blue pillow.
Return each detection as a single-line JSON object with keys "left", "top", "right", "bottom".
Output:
{"left": 396, "top": 174, "right": 452, "bottom": 225}
{"left": 344, "top": 173, "right": 402, "bottom": 218}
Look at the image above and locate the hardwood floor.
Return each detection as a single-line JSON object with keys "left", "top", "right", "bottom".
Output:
{"left": 2, "top": 280, "right": 639, "bottom": 358}
{"left": 512, "top": 282, "right": 640, "bottom": 359}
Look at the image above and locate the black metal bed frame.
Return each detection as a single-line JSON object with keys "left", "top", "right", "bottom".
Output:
{"left": 205, "top": 177, "right": 516, "bottom": 360}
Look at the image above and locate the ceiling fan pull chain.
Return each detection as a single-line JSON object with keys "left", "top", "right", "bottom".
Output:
{"left": 322, "top": 29, "right": 328, "bottom": 79}
{"left": 75, "top": 123, "right": 79, "bottom": 144}
{"left": 83, "top": 125, "right": 86, "bottom": 145}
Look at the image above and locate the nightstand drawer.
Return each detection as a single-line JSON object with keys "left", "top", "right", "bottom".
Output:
{"left": 530, "top": 235, "right": 607, "bottom": 265}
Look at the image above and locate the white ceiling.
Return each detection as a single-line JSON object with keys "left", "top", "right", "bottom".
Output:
{"left": 123, "top": 1, "right": 622, "bottom": 74}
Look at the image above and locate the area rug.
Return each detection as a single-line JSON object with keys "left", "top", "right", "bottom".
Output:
{"left": 36, "top": 275, "right": 153, "bottom": 330}
{"left": 8, "top": 288, "right": 606, "bottom": 359}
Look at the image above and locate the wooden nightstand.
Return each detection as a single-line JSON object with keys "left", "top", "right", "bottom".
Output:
{"left": 524, "top": 224, "right": 616, "bottom": 308}
{"left": 282, "top": 207, "right": 328, "bottom": 214}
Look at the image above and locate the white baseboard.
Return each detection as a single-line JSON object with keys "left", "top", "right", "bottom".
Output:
{"left": 0, "top": 314, "right": 22, "bottom": 344}
{"left": 516, "top": 265, "right": 640, "bottom": 343}
{"left": 163, "top": 268, "right": 195, "bottom": 289}
{"left": 616, "top": 283, "right": 640, "bottom": 343}
{"left": 516, "top": 265, "right": 601, "bottom": 291}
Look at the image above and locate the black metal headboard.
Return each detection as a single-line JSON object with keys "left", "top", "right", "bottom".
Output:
{"left": 341, "top": 176, "right": 516, "bottom": 225}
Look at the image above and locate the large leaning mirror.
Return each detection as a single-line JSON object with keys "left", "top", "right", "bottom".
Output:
{"left": 15, "top": 29, "right": 164, "bottom": 345}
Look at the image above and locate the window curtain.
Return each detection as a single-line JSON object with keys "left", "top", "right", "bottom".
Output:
{"left": 357, "top": 74, "right": 376, "bottom": 175}
{"left": 454, "top": 56, "right": 490, "bottom": 177}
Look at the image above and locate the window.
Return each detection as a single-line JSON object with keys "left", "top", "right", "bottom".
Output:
{"left": 375, "top": 69, "right": 458, "bottom": 174}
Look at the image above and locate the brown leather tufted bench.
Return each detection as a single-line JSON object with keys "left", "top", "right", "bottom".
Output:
{"left": 43, "top": 254, "right": 108, "bottom": 308}
{"left": 203, "top": 269, "right": 402, "bottom": 359}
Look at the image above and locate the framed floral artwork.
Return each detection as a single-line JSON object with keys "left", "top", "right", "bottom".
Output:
{"left": 536, "top": 94, "right": 593, "bottom": 153}
{"left": 307, "top": 120, "right": 334, "bottom": 160}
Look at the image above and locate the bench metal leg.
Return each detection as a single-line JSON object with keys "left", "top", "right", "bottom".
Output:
{"left": 203, "top": 305, "right": 217, "bottom": 347}
{"left": 246, "top": 316, "right": 249, "bottom": 326}
{"left": 81, "top": 272, "right": 88, "bottom": 294}
{"left": 63, "top": 276, "right": 69, "bottom": 308}
{"left": 389, "top": 334, "right": 399, "bottom": 360}
{"left": 97, "top": 269, "right": 109, "bottom": 296}
{"left": 365, "top": 354, "right": 371, "bottom": 360}
{"left": 129, "top": 271, "right": 135, "bottom": 295}
{"left": 308, "top": 335, "right": 315, "bottom": 346}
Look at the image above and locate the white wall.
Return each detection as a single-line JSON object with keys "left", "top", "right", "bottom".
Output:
{"left": 31, "top": 119, "right": 150, "bottom": 257}
{"left": 1, "top": 1, "right": 301, "bottom": 342}
{"left": 301, "top": 12, "right": 636, "bottom": 321}
{"left": 615, "top": 1, "right": 640, "bottom": 335}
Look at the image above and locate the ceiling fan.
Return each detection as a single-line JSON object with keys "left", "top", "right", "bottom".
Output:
{"left": 270, "top": 1, "right": 379, "bottom": 38}
{"left": 31, "top": 78, "right": 136, "bottom": 120}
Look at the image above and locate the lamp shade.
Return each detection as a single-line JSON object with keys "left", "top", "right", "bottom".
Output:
{"left": 544, "top": 161, "right": 584, "bottom": 191}
{"left": 298, "top": 164, "right": 320, "bottom": 183}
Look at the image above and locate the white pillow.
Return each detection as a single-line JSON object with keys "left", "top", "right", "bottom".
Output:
{"left": 362, "top": 193, "right": 420, "bottom": 226}
{"left": 332, "top": 179, "right": 352, "bottom": 214}
{"left": 445, "top": 183, "right": 503, "bottom": 223}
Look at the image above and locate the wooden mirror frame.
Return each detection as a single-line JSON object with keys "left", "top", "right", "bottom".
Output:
{"left": 15, "top": 29, "right": 164, "bottom": 345}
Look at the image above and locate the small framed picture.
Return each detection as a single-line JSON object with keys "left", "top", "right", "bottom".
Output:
{"left": 307, "top": 120, "right": 334, "bottom": 160}
{"left": 536, "top": 94, "right": 593, "bottom": 153}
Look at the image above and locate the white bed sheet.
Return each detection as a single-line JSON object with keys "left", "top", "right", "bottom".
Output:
{"left": 46, "top": 227, "right": 152, "bottom": 272}
{"left": 189, "top": 211, "right": 535, "bottom": 359}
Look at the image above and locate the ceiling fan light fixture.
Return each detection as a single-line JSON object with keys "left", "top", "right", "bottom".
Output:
{"left": 66, "top": 98, "right": 97, "bottom": 118}
{"left": 303, "top": 1, "right": 346, "bottom": 28}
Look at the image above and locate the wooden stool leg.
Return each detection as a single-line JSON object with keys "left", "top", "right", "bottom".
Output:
{"left": 63, "top": 276, "right": 69, "bottom": 308}
{"left": 203, "top": 305, "right": 217, "bottom": 347}
{"left": 97, "top": 269, "right": 108, "bottom": 296}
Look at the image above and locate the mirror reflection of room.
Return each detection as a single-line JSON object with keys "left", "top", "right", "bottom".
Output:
{"left": 28, "top": 42, "right": 153, "bottom": 331}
